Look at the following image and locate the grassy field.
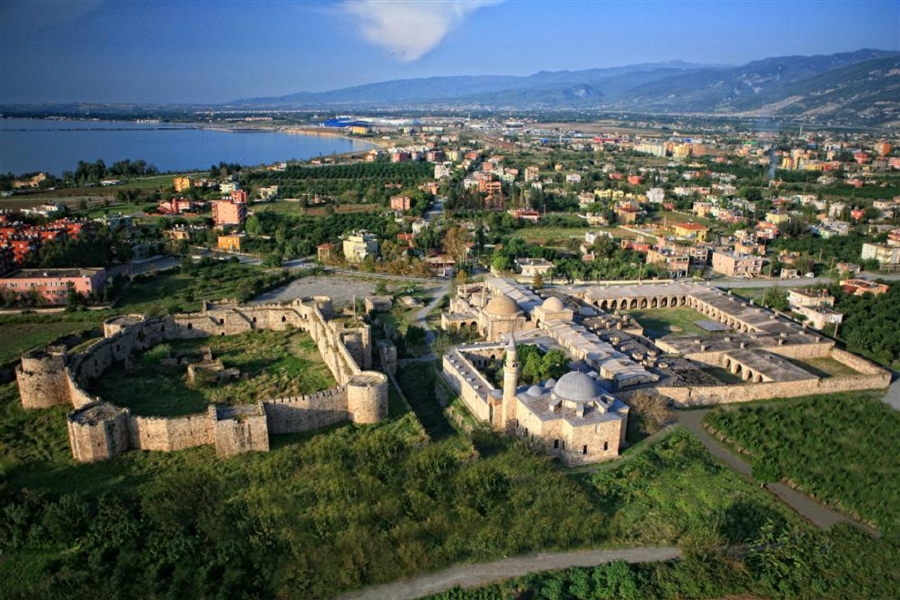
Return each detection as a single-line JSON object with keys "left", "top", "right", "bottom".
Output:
{"left": 0, "top": 262, "right": 294, "bottom": 370}
{"left": 705, "top": 392, "right": 900, "bottom": 535}
{"left": 580, "top": 427, "right": 803, "bottom": 544}
{"left": 89, "top": 330, "right": 335, "bottom": 416}
{"left": 787, "top": 355, "right": 861, "bottom": 378}
{"left": 0, "top": 313, "right": 108, "bottom": 367}
{"left": 517, "top": 226, "right": 590, "bottom": 245}
{"left": 626, "top": 306, "right": 711, "bottom": 337}
{"left": 0, "top": 360, "right": 811, "bottom": 599}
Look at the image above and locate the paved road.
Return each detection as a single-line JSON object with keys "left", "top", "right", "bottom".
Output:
{"left": 714, "top": 271, "right": 900, "bottom": 289}
{"left": 677, "top": 410, "right": 879, "bottom": 536}
{"left": 334, "top": 547, "right": 681, "bottom": 600}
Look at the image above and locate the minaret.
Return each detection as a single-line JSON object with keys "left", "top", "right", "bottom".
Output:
{"left": 502, "top": 332, "right": 519, "bottom": 431}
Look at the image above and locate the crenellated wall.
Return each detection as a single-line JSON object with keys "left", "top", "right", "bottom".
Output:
{"left": 17, "top": 297, "right": 389, "bottom": 463}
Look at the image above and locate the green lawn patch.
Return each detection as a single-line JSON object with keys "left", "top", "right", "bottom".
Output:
{"left": 626, "top": 307, "right": 711, "bottom": 338}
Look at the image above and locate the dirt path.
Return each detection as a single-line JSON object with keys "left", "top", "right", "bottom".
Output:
{"left": 334, "top": 547, "right": 681, "bottom": 600}
{"left": 677, "top": 410, "right": 879, "bottom": 536}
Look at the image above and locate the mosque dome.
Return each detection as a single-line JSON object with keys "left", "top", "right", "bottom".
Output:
{"left": 542, "top": 296, "right": 565, "bottom": 312}
{"left": 485, "top": 294, "right": 521, "bottom": 316}
{"left": 552, "top": 371, "right": 600, "bottom": 403}
{"left": 527, "top": 385, "right": 545, "bottom": 398}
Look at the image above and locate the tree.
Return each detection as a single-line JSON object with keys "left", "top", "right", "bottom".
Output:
{"left": 533, "top": 272, "right": 543, "bottom": 290}
{"left": 442, "top": 225, "right": 470, "bottom": 265}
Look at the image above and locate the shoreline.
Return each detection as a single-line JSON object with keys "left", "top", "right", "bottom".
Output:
{"left": 0, "top": 118, "right": 386, "bottom": 176}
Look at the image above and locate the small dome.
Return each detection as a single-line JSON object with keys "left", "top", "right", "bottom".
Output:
{"left": 485, "top": 294, "right": 522, "bottom": 316}
{"left": 543, "top": 296, "right": 565, "bottom": 312}
{"left": 527, "top": 385, "right": 544, "bottom": 397}
{"left": 552, "top": 371, "right": 600, "bottom": 402}
{"left": 545, "top": 378, "right": 557, "bottom": 388}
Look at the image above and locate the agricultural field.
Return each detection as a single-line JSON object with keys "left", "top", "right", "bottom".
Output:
{"left": 704, "top": 392, "right": 900, "bottom": 535}
{"left": 89, "top": 330, "right": 335, "bottom": 416}
{"left": 626, "top": 307, "right": 712, "bottom": 338}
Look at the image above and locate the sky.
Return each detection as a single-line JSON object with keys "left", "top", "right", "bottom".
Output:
{"left": 1, "top": 0, "right": 898, "bottom": 104}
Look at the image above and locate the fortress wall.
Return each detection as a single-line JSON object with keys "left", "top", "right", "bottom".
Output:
{"left": 830, "top": 348, "right": 886, "bottom": 375}
{"left": 67, "top": 407, "right": 130, "bottom": 463}
{"left": 16, "top": 350, "right": 69, "bottom": 409}
{"left": 263, "top": 388, "right": 349, "bottom": 434}
{"left": 213, "top": 404, "right": 270, "bottom": 457}
{"left": 347, "top": 371, "right": 389, "bottom": 424}
{"left": 129, "top": 412, "right": 214, "bottom": 451}
{"left": 660, "top": 370, "right": 890, "bottom": 407}
{"left": 20, "top": 298, "right": 383, "bottom": 462}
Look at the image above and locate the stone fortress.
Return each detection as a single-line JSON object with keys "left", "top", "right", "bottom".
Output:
{"left": 440, "top": 278, "right": 891, "bottom": 465}
{"left": 16, "top": 297, "right": 390, "bottom": 463}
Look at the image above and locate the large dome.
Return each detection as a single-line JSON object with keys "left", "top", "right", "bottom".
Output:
{"left": 485, "top": 294, "right": 521, "bottom": 316}
{"left": 543, "top": 296, "right": 565, "bottom": 312}
{"left": 552, "top": 371, "right": 600, "bottom": 402}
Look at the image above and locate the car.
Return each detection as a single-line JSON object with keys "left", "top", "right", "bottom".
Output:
{"left": 805, "top": 272, "right": 815, "bottom": 278}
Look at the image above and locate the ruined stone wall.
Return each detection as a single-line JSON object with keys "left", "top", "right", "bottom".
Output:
{"left": 130, "top": 412, "right": 214, "bottom": 451}
{"left": 20, "top": 299, "right": 385, "bottom": 463}
{"left": 263, "top": 388, "right": 349, "bottom": 434}
{"left": 67, "top": 405, "right": 130, "bottom": 463}
{"left": 346, "top": 371, "right": 389, "bottom": 424}
{"left": 16, "top": 349, "right": 69, "bottom": 409}
{"left": 213, "top": 404, "right": 270, "bottom": 458}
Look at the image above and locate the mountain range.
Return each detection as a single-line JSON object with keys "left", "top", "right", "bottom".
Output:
{"left": 233, "top": 49, "right": 900, "bottom": 126}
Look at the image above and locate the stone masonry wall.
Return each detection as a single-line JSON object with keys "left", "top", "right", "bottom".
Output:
{"left": 18, "top": 298, "right": 386, "bottom": 463}
{"left": 263, "top": 388, "right": 349, "bottom": 435}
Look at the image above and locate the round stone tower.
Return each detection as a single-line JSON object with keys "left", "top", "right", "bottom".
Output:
{"left": 346, "top": 371, "right": 389, "bottom": 424}
{"left": 16, "top": 346, "right": 71, "bottom": 410}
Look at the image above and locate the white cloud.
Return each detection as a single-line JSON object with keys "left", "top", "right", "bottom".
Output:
{"left": 341, "top": 0, "right": 500, "bottom": 62}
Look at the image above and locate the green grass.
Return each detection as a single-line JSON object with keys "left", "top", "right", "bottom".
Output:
{"left": 0, "top": 313, "right": 108, "bottom": 366}
{"left": 579, "top": 427, "right": 803, "bottom": 545}
{"left": 626, "top": 307, "right": 712, "bottom": 338}
{"left": 89, "top": 330, "right": 335, "bottom": 416}
{"left": 0, "top": 262, "right": 294, "bottom": 369}
{"left": 517, "top": 226, "right": 591, "bottom": 245}
{"left": 705, "top": 392, "right": 900, "bottom": 535}
{"left": 785, "top": 356, "right": 860, "bottom": 378}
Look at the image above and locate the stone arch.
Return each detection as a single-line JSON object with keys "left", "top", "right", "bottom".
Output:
{"left": 639, "top": 298, "right": 648, "bottom": 309}
{"left": 187, "top": 322, "right": 193, "bottom": 330}
{"left": 724, "top": 358, "right": 732, "bottom": 370}
{"left": 755, "top": 374, "right": 764, "bottom": 383}
{"left": 650, "top": 298, "right": 658, "bottom": 308}
{"left": 281, "top": 316, "right": 286, "bottom": 323}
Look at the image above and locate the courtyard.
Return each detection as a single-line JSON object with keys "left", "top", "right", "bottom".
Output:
{"left": 89, "top": 329, "right": 335, "bottom": 416}
{"left": 625, "top": 306, "right": 720, "bottom": 338}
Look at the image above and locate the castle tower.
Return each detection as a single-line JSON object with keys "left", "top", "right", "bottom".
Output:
{"left": 501, "top": 333, "right": 519, "bottom": 431}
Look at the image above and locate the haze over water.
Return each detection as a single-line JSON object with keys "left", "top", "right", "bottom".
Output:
{"left": 0, "top": 119, "right": 374, "bottom": 176}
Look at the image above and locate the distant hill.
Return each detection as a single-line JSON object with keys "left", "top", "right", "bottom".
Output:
{"left": 232, "top": 49, "right": 900, "bottom": 125}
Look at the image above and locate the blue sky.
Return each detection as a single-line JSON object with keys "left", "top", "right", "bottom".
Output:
{"left": 1, "top": 0, "right": 898, "bottom": 104}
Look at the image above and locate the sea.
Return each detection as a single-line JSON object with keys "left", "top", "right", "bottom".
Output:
{"left": 0, "top": 118, "right": 375, "bottom": 176}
